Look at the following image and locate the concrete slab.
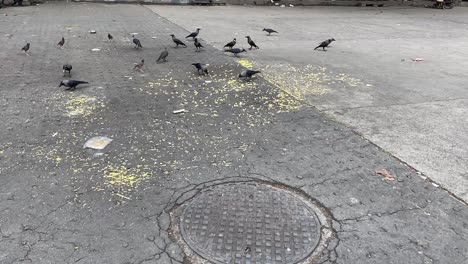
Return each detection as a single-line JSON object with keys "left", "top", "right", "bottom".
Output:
{"left": 146, "top": 5, "right": 468, "bottom": 201}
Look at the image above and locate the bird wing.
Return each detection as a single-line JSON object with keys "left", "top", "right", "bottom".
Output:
{"left": 175, "top": 38, "right": 185, "bottom": 45}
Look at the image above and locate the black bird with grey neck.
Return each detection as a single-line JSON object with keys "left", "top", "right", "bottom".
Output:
{"left": 246, "top": 36, "right": 259, "bottom": 49}
{"left": 171, "top": 34, "right": 186, "bottom": 48}
{"left": 314, "top": 38, "right": 335, "bottom": 51}
{"left": 59, "top": 80, "right": 88, "bottom": 91}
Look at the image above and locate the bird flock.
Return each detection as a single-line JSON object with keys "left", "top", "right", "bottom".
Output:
{"left": 20, "top": 26, "right": 334, "bottom": 91}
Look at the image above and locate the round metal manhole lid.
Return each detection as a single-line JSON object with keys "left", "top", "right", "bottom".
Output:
{"left": 179, "top": 182, "right": 321, "bottom": 264}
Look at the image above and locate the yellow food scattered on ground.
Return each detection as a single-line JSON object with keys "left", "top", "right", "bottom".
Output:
{"left": 237, "top": 59, "right": 253, "bottom": 69}
{"left": 104, "top": 165, "right": 150, "bottom": 189}
{"left": 66, "top": 95, "right": 101, "bottom": 117}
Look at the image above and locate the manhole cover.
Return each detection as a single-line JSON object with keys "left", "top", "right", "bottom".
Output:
{"left": 179, "top": 182, "right": 322, "bottom": 264}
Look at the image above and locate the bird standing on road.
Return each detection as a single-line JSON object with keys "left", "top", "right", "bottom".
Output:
{"left": 59, "top": 80, "right": 88, "bottom": 91}
{"left": 132, "top": 35, "right": 142, "bottom": 49}
{"left": 314, "top": 38, "right": 335, "bottom": 51}
{"left": 192, "top": 63, "right": 209, "bottom": 75}
{"left": 246, "top": 36, "right": 259, "bottom": 49}
{"left": 108, "top": 33, "right": 113, "bottom": 41}
{"left": 171, "top": 34, "right": 186, "bottom": 48}
{"left": 225, "top": 48, "right": 246, "bottom": 56}
{"left": 21, "top": 43, "right": 30, "bottom": 56}
{"left": 263, "top": 28, "right": 278, "bottom": 36}
{"left": 134, "top": 59, "right": 144, "bottom": 72}
{"left": 62, "top": 64, "right": 72, "bottom": 77}
{"left": 186, "top": 28, "right": 200, "bottom": 40}
{"left": 224, "top": 38, "right": 236, "bottom": 50}
{"left": 238, "top": 70, "right": 261, "bottom": 79}
{"left": 57, "top": 37, "right": 65, "bottom": 49}
{"left": 157, "top": 48, "right": 169, "bottom": 63}
{"left": 194, "top": 38, "right": 204, "bottom": 52}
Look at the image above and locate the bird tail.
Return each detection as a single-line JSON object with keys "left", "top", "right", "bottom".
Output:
{"left": 314, "top": 46, "right": 319, "bottom": 50}
{"left": 76, "top": 81, "right": 89, "bottom": 84}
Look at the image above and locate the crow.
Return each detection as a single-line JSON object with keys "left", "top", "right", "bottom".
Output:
{"left": 238, "top": 70, "right": 261, "bottom": 79}
{"left": 224, "top": 38, "right": 236, "bottom": 50}
{"left": 171, "top": 34, "right": 186, "bottom": 48}
{"left": 59, "top": 80, "right": 88, "bottom": 91}
{"left": 186, "top": 28, "right": 200, "bottom": 40}
{"left": 246, "top": 36, "right": 259, "bottom": 49}
{"left": 157, "top": 48, "right": 169, "bottom": 63}
{"left": 108, "top": 33, "right": 113, "bottom": 41}
{"left": 57, "top": 37, "right": 65, "bottom": 48}
{"left": 134, "top": 59, "right": 144, "bottom": 72}
{"left": 314, "top": 38, "right": 335, "bottom": 51}
{"left": 224, "top": 48, "right": 246, "bottom": 56}
{"left": 194, "top": 38, "right": 204, "bottom": 52}
{"left": 62, "top": 64, "right": 72, "bottom": 77}
{"left": 263, "top": 28, "right": 278, "bottom": 36}
{"left": 132, "top": 35, "right": 142, "bottom": 49}
{"left": 21, "top": 43, "right": 30, "bottom": 55}
{"left": 192, "top": 63, "right": 209, "bottom": 75}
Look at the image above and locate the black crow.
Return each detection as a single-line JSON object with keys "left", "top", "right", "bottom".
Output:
{"left": 63, "top": 64, "right": 72, "bottom": 77}
{"left": 108, "top": 33, "right": 113, "bottom": 41}
{"left": 192, "top": 63, "right": 208, "bottom": 75}
{"left": 59, "top": 80, "right": 88, "bottom": 91}
{"left": 21, "top": 43, "right": 30, "bottom": 55}
{"left": 186, "top": 28, "right": 200, "bottom": 40}
{"left": 132, "top": 35, "right": 142, "bottom": 49}
{"left": 238, "top": 70, "right": 261, "bottom": 79}
{"left": 171, "top": 34, "right": 187, "bottom": 48}
{"left": 314, "top": 38, "right": 335, "bottom": 51}
{"left": 194, "top": 38, "right": 204, "bottom": 52}
{"left": 157, "top": 48, "right": 169, "bottom": 63}
{"left": 224, "top": 38, "right": 236, "bottom": 49}
{"left": 134, "top": 59, "right": 144, "bottom": 72}
{"left": 171, "top": 34, "right": 186, "bottom": 48}
{"left": 57, "top": 37, "right": 65, "bottom": 48}
{"left": 246, "top": 36, "right": 259, "bottom": 49}
{"left": 263, "top": 28, "right": 278, "bottom": 35}
{"left": 224, "top": 48, "right": 247, "bottom": 56}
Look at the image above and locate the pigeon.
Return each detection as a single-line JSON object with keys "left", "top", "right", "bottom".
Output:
{"left": 108, "top": 33, "right": 113, "bottom": 41}
{"left": 263, "top": 28, "right": 278, "bottom": 36}
{"left": 21, "top": 43, "right": 30, "bottom": 55}
{"left": 134, "top": 59, "right": 144, "bottom": 72}
{"left": 194, "top": 38, "right": 204, "bottom": 52}
{"left": 238, "top": 70, "right": 261, "bottom": 79}
{"left": 192, "top": 63, "right": 209, "bottom": 75}
{"left": 132, "top": 35, "right": 142, "bottom": 49}
{"left": 186, "top": 28, "right": 200, "bottom": 40}
{"left": 314, "top": 38, "right": 335, "bottom": 51}
{"left": 157, "top": 48, "right": 169, "bottom": 63}
{"left": 57, "top": 37, "right": 65, "bottom": 48}
{"left": 62, "top": 64, "right": 72, "bottom": 77}
{"left": 223, "top": 38, "right": 236, "bottom": 49}
{"left": 171, "top": 34, "right": 186, "bottom": 48}
{"left": 224, "top": 48, "right": 246, "bottom": 56}
{"left": 59, "top": 80, "right": 88, "bottom": 91}
{"left": 246, "top": 36, "right": 259, "bottom": 49}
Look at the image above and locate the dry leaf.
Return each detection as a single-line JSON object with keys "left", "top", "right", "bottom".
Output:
{"left": 375, "top": 169, "right": 395, "bottom": 182}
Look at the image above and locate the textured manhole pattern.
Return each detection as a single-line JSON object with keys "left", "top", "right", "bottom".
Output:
{"left": 180, "top": 182, "right": 321, "bottom": 263}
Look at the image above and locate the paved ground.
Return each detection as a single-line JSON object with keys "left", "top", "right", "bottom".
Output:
{"left": 0, "top": 3, "right": 467, "bottom": 264}
{"left": 148, "top": 5, "right": 468, "bottom": 202}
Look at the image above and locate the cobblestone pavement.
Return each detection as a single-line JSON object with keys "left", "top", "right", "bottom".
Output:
{"left": 0, "top": 3, "right": 467, "bottom": 264}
